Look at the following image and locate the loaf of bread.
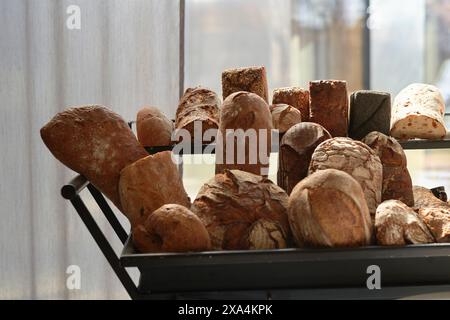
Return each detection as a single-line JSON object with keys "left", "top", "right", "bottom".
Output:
{"left": 414, "top": 186, "right": 450, "bottom": 209}
{"left": 349, "top": 91, "right": 391, "bottom": 140}
{"left": 215, "top": 92, "right": 272, "bottom": 177}
{"left": 175, "top": 87, "right": 221, "bottom": 143}
{"left": 119, "top": 151, "right": 191, "bottom": 226}
{"left": 272, "top": 87, "right": 310, "bottom": 121}
{"left": 222, "top": 66, "right": 269, "bottom": 103}
{"left": 288, "top": 169, "right": 373, "bottom": 248}
{"left": 309, "top": 138, "right": 383, "bottom": 217}
{"left": 362, "top": 132, "right": 414, "bottom": 207}
{"left": 375, "top": 200, "right": 434, "bottom": 246}
{"left": 41, "top": 105, "right": 148, "bottom": 211}
{"left": 270, "top": 104, "right": 302, "bottom": 135}
{"left": 391, "top": 84, "right": 447, "bottom": 140}
{"left": 137, "top": 107, "right": 174, "bottom": 147}
{"left": 278, "top": 123, "right": 332, "bottom": 194}
{"left": 309, "top": 80, "right": 349, "bottom": 137}
{"left": 132, "top": 204, "right": 211, "bottom": 253}
{"left": 192, "top": 170, "right": 291, "bottom": 251}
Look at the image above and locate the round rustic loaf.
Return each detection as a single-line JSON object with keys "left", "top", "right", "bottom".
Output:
{"left": 132, "top": 204, "right": 211, "bottom": 253}
{"left": 216, "top": 92, "right": 273, "bottom": 177}
{"left": 278, "top": 123, "right": 332, "bottom": 194}
{"left": 119, "top": 151, "right": 191, "bottom": 226}
{"left": 362, "top": 132, "right": 414, "bottom": 207}
{"left": 309, "top": 137, "right": 383, "bottom": 217}
{"left": 40, "top": 105, "right": 148, "bottom": 211}
{"left": 288, "top": 169, "right": 373, "bottom": 248}
{"left": 191, "top": 170, "right": 291, "bottom": 250}
{"left": 375, "top": 200, "right": 434, "bottom": 246}
{"left": 137, "top": 107, "right": 174, "bottom": 147}
{"left": 270, "top": 104, "right": 302, "bottom": 134}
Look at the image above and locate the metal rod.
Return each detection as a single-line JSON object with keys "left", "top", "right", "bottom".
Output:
{"left": 61, "top": 175, "right": 89, "bottom": 200}
{"left": 70, "top": 195, "right": 141, "bottom": 300}
{"left": 87, "top": 184, "right": 129, "bottom": 245}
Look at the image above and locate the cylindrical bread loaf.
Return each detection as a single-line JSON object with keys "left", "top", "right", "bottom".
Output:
{"left": 391, "top": 84, "right": 447, "bottom": 140}
{"left": 222, "top": 66, "right": 269, "bottom": 103}
{"left": 272, "top": 87, "right": 310, "bottom": 121}
{"left": 288, "top": 169, "right": 373, "bottom": 248}
{"left": 349, "top": 90, "right": 391, "bottom": 140}
{"left": 270, "top": 104, "right": 302, "bottom": 134}
{"left": 216, "top": 92, "right": 272, "bottom": 177}
{"left": 40, "top": 105, "right": 148, "bottom": 211}
{"left": 191, "top": 170, "right": 291, "bottom": 251}
{"left": 309, "top": 80, "right": 349, "bottom": 137}
{"left": 119, "top": 151, "right": 191, "bottom": 226}
{"left": 137, "top": 107, "right": 174, "bottom": 147}
{"left": 175, "top": 87, "right": 221, "bottom": 143}
{"left": 309, "top": 138, "right": 383, "bottom": 217}
{"left": 375, "top": 200, "right": 434, "bottom": 246}
{"left": 362, "top": 132, "right": 414, "bottom": 207}
{"left": 278, "top": 123, "right": 332, "bottom": 194}
{"left": 132, "top": 204, "right": 211, "bottom": 253}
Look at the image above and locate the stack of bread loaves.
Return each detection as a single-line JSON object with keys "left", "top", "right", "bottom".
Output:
{"left": 41, "top": 66, "right": 449, "bottom": 255}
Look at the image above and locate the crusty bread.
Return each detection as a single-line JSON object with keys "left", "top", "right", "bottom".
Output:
{"left": 391, "top": 84, "right": 447, "bottom": 140}
{"left": 41, "top": 105, "right": 148, "bottom": 211}
{"left": 270, "top": 104, "right": 302, "bottom": 134}
{"left": 309, "top": 138, "right": 383, "bottom": 217}
{"left": 119, "top": 151, "right": 191, "bottom": 226}
{"left": 175, "top": 87, "right": 221, "bottom": 143}
{"left": 222, "top": 66, "right": 269, "bottom": 103}
{"left": 375, "top": 200, "right": 434, "bottom": 246}
{"left": 192, "top": 170, "right": 291, "bottom": 251}
{"left": 309, "top": 80, "right": 349, "bottom": 137}
{"left": 288, "top": 169, "right": 373, "bottom": 248}
{"left": 132, "top": 204, "right": 211, "bottom": 253}
{"left": 272, "top": 87, "right": 310, "bottom": 121}
{"left": 278, "top": 123, "right": 331, "bottom": 194}
{"left": 137, "top": 107, "right": 174, "bottom": 147}
{"left": 363, "top": 132, "right": 414, "bottom": 207}
{"left": 349, "top": 91, "right": 391, "bottom": 140}
{"left": 216, "top": 92, "right": 272, "bottom": 177}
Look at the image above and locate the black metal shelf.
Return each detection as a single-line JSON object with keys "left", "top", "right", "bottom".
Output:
{"left": 61, "top": 138, "right": 450, "bottom": 300}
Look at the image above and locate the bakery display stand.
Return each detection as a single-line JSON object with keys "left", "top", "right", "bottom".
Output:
{"left": 61, "top": 138, "right": 450, "bottom": 300}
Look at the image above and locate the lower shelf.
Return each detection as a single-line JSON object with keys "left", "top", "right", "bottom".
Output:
{"left": 120, "top": 237, "right": 450, "bottom": 294}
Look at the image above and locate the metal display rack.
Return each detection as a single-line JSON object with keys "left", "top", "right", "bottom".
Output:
{"left": 61, "top": 138, "right": 450, "bottom": 300}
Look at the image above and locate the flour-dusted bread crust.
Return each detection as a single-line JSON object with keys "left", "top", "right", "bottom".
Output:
{"left": 216, "top": 92, "right": 272, "bottom": 177}
{"left": 288, "top": 169, "right": 373, "bottom": 248}
{"left": 175, "top": 87, "right": 221, "bottom": 143}
{"left": 132, "top": 204, "right": 211, "bottom": 253}
{"left": 119, "top": 151, "right": 191, "bottom": 226}
{"left": 272, "top": 87, "right": 310, "bottom": 121}
{"left": 309, "top": 138, "right": 383, "bottom": 217}
{"left": 278, "top": 123, "right": 332, "bottom": 194}
{"left": 309, "top": 80, "right": 349, "bottom": 137}
{"left": 41, "top": 105, "right": 148, "bottom": 211}
{"left": 137, "top": 107, "right": 174, "bottom": 147}
{"left": 375, "top": 200, "right": 434, "bottom": 246}
{"left": 192, "top": 170, "right": 291, "bottom": 251}
{"left": 363, "top": 132, "right": 414, "bottom": 207}
{"left": 222, "top": 66, "right": 269, "bottom": 103}
{"left": 391, "top": 83, "right": 447, "bottom": 140}
{"left": 349, "top": 91, "right": 391, "bottom": 140}
{"left": 270, "top": 104, "right": 302, "bottom": 134}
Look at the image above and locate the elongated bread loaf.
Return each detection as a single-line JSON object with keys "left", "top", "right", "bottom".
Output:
{"left": 288, "top": 169, "right": 373, "bottom": 248}
{"left": 41, "top": 105, "right": 148, "bottom": 211}
{"left": 175, "top": 87, "right": 221, "bottom": 143}
{"left": 391, "top": 84, "right": 447, "bottom": 140}
{"left": 216, "top": 92, "right": 272, "bottom": 177}
{"left": 137, "top": 107, "right": 174, "bottom": 147}
{"left": 119, "top": 152, "right": 191, "bottom": 226}
{"left": 222, "top": 66, "right": 269, "bottom": 103}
